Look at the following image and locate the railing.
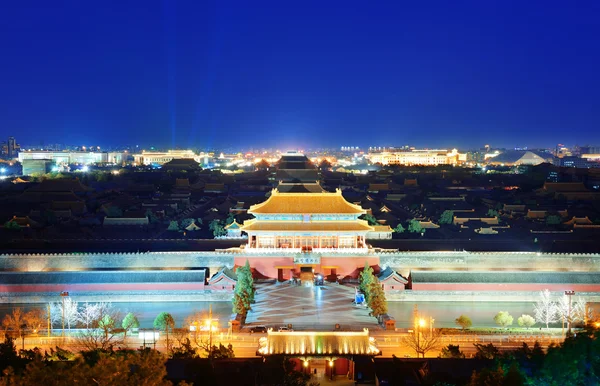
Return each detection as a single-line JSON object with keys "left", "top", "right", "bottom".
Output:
{"left": 242, "top": 247, "right": 370, "bottom": 255}
{"left": 312, "top": 247, "right": 369, "bottom": 254}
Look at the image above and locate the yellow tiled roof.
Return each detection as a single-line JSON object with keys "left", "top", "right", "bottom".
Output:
{"left": 248, "top": 189, "right": 365, "bottom": 215}
{"left": 240, "top": 219, "right": 373, "bottom": 232}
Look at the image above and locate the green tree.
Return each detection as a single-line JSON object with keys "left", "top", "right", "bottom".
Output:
{"left": 517, "top": 314, "right": 535, "bottom": 328}
{"left": 358, "top": 261, "right": 374, "bottom": 301}
{"left": 360, "top": 213, "right": 378, "bottom": 225}
{"left": 494, "top": 311, "right": 513, "bottom": 328}
{"left": 153, "top": 312, "right": 175, "bottom": 352}
{"left": 439, "top": 210, "right": 454, "bottom": 225}
{"left": 196, "top": 218, "right": 204, "bottom": 226}
{"left": 408, "top": 219, "right": 424, "bottom": 233}
{"left": 393, "top": 223, "right": 405, "bottom": 233}
{"left": 144, "top": 209, "right": 158, "bottom": 224}
{"left": 167, "top": 220, "right": 179, "bottom": 231}
{"left": 209, "top": 219, "right": 226, "bottom": 237}
{"left": 226, "top": 213, "right": 236, "bottom": 225}
{"left": 367, "top": 279, "right": 388, "bottom": 320}
{"left": 439, "top": 344, "right": 465, "bottom": 358}
{"left": 546, "top": 215, "right": 561, "bottom": 225}
{"left": 455, "top": 314, "right": 472, "bottom": 330}
{"left": 180, "top": 218, "right": 195, "bottom": 229}
{"left": 232, "top": 260, "right": 254, "bottom": 317}
{"left": 3, "top": 220, "right": 21, "bottom": 231}
{"left": 122, "top": 313, "right": 140, "bottom": 340}
{"left": 487, "top": 209, "right": 499, "bottom": 217}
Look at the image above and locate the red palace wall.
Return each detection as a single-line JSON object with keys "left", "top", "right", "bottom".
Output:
{"left": 234, "top": 256, "right": 380, "bottom": 279}
{"left": 412, "top": 283, "right": 600, "bottom": 292}
{"left": 1, "top": 283, "right": 206, "bottom": 293}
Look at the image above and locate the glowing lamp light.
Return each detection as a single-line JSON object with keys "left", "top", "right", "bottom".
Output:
{"left": 81, "top": 165, "right": 89, "bottom": 172}
{"left": 329, "top": 360, "right": 334, "bottom": 367}
{"left": 418, "top": 318, "right": 426, "bottom": 328}
{"left": 303, "top": 361, "right": 309, "bottom": 368}
{"left": 0, "top": 168, "right": 5, "bottom": 173}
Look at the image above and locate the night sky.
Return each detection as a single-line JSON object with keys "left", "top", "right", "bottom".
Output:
{"left": 1, "top": 1, "right": 599, "bottom": 150}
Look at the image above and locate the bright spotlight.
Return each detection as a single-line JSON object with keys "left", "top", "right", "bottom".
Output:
{"left": 81, "top": 165, "right": 89, "bottom": 172}
{"left": 0, "top": 168, "right": 6, "bottom": 173}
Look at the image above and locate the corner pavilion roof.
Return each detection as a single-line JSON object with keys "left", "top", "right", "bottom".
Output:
{"left": 240, "top": 219, "right": 373, "bottom": 232}
{"left": 248, "top": 189, "right": 365, "bottom": 215}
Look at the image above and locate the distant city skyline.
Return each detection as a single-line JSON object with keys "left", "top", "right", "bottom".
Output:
{"left": 13, "top": 137, "right": 598, "bottom": 153}
{"left": 2, "top": 1, "right": 599, "bottom": 149}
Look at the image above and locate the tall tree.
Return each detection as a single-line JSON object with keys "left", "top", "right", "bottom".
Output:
{"left": 455, "top": 314, "right": 472, "bottom": 330}
{"left": 360, "top": 213, "right": 378, "bottom": 225}
{"left": 402, "top": 327, "right": 441, "bottom": 358}
{"left": 534, "top": 289, "right": 559, "bottom": 329}
{"left": 50, "top": 297, "right": 79, "bottom": 330}
{"left": 232, "top": 260, "right": 254, "bottom": 316}
{"left": 121, "top": 312, "right": 140, "bottom": 340}
{"left": 367, "top": 279, "right": 388, "bottom": 320}
{"left": 358, "top": 262, "right": 374, "bottom": 300}
{"left": 154, "top": 312, "right": 175, "bottom": 353}
{"left": 556, "top": 295, "right": 588, "bottom": 332}
{"left": 78, "top": 302, "right": 100, "bottom": 329}
{"left": 24, "top": 309, "right": 46, "bottom": 335}
{"left": 439, "top": 210, "right": 454, "bottom": 225}
{"left": 407, "top": 219, "right": 424, "bottom": 233}
{"left": 392, "top": 223, "right": 405, "bottom": 233}
{"left": 517, "top": 314, "right": 536, "bottom": 329}
{"left": 2, "top": 308, "right": 27, "bottom": 350}
{"left": 494, "top": 311, "right": 513, "bottom": 328}
{"left": 78, "top": 304, "right": 123, "bottom": 351}
{"left": 209, "top": 219, "right": 226, "bottom": 237}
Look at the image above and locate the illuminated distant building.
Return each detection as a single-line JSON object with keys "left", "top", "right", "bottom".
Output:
{"left": 18, "top": 151, "right": 123, "bottom": 165}
{"left": 133, "top": 150, "right": 205, "bottom": 165}
{"left": 2, "top": 136, "right": 20, "bottom": 159}
{"left": 367, "top": 149, "right": 466, "bottom": 166}
{"left": 486, "top": 150, "right": 555, "bottom": 166}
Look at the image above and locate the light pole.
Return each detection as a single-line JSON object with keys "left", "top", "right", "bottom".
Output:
{"left": 329, "top": 360, "right": 334, "bottom": 380}
{"left": 565, "top": 290, "right": 575, "bottom": 335}
{"left": 60, "top": 291, "right": 69, "bottom": 338}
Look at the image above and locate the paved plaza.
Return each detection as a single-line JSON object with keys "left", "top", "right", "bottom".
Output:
{"left": 245, "top": 281, "right": 379, "bottom": 330}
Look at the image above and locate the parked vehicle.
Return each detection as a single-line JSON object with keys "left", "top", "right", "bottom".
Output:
{"left": 278, "top": 326, "right": 293, "bottom": 332}
{"left": 250, "top": 325, "right": 268, "bottom": 333}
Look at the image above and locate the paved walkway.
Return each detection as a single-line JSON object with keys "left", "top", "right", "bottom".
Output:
{"left": 245, "top": 282, "right": 379, "bottom": 331}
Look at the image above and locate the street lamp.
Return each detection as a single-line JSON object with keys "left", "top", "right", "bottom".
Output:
{"left": 565, "top": 290, "right": 575, "bottom": 335}
{"left": 329, "top": 360, "right": 334, "bottom": 380}
{"left": 60, "top": 291, "right": 69, "bottom": 338}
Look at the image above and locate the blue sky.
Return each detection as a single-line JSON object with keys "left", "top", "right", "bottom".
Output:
{"left": 1, "top": 0, "right": 599, "bottom": 149}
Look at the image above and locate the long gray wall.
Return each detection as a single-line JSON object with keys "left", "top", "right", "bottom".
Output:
{"left": 378, "top": 251, "right": 600, "bottom": 277}
{"left": 3, "top": 251, "right": 600, "bottom": 274}
{"left": 0, "top": 251, "right": 235, "bottom": 272}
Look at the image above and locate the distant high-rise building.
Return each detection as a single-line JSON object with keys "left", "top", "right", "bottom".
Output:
{"left": 1, "top": 136, "right": 20, "bottom": 159}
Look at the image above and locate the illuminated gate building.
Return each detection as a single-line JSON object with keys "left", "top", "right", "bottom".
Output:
{"left": 238, "top": 188, "right": 381, "bottom": 281}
